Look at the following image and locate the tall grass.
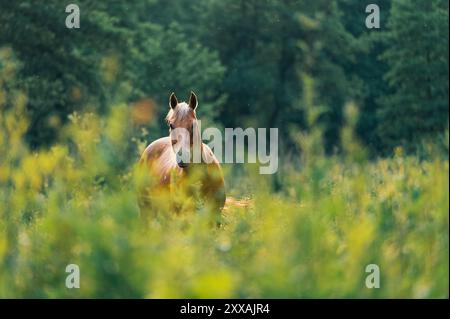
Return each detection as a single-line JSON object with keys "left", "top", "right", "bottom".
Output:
{"left": 0, "top": 50, "right": 448, "bottom": 298}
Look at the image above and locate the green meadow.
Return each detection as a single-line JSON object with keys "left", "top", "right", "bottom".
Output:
{"left": 1, "top": 56, "right": 448, "bottom": 298}
{"left": 0, "top": 0, "right": 448, "bottom": 298}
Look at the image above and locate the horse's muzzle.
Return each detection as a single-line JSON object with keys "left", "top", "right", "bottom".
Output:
{"left": 176, "top": 151, "right": 190, "bottom": 168}
{"left": 177, "top": 162, "right": 188, "bottom": 168}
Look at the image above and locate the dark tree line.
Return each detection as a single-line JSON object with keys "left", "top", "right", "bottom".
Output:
{"left": 0, "top": 0, "right": 448, "bottom": 155}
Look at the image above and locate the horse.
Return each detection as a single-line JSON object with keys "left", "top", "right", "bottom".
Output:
{"left": 138, "top": 92, "right": 225, "bottom": 222}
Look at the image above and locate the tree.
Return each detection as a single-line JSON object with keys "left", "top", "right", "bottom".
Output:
{"left": 377, "top": 0, "right": 449, "bottom": 152}
{"left": 191, "top": 0, "right": 358, "bottom": 155}
{"left": 340, "top": 0, "right": 391, "bottom": 155}
{"left": 0, "top": 1, "right": 225, "bottom": 147}
{"left": 0, "top": 1, "right": 132, "bottom": 146}
{"left": 294, "top": 0, "right": 359, "bottom": 154}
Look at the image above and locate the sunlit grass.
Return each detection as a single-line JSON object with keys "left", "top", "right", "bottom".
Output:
{"left": 0, "top": 54, "right": 448, "bottom": 298}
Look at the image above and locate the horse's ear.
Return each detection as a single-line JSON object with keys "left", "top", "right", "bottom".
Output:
{"left": 169, "top": 92, "right": 178, "bottom": 109}
{"left": 189, "top": 91, "right": 198, "bottom": 110}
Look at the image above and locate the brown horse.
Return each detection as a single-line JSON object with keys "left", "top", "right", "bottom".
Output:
{"left": 138, "top": 92, "right": 225, "bottom": 221}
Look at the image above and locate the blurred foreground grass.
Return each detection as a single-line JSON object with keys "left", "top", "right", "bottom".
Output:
{"left": 0, "top": 51, "right": 448, "bottom": 298}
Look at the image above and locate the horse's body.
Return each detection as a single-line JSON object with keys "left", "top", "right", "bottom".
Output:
{"left": 138, "top": 92, "right": 225, "bottom": 219}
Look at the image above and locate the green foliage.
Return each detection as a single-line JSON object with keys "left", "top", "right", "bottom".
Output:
{"left": 0, "top": 56, "right": 448, "bottom": 298}
{"left": 0, "top": 0, "right": 225, "bottom": 147}
{"left": 377, "top": 0, "right": 449, "bottom": 152}
{"left": 0, "top": 1, "right": 127, "bottom": 146}
{"left": 0, "top": 0, "right": 448, "bottom": 299}
{"left": 340, "top": 0, "right": 392, "bottom": 154}
{"left": 1, "top": 0, "right": 448, "bottom": 154}
{"left": 189, "top": 0, "right": 359, "bottom": 153}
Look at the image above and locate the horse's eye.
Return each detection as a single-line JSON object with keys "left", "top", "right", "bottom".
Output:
{"left": 169, "top": 123, "right": 175, "bottom": 130}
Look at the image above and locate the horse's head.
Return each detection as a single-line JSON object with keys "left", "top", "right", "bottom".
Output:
{"left": 166, "top": 92, "right": 200, "bottom": 168}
